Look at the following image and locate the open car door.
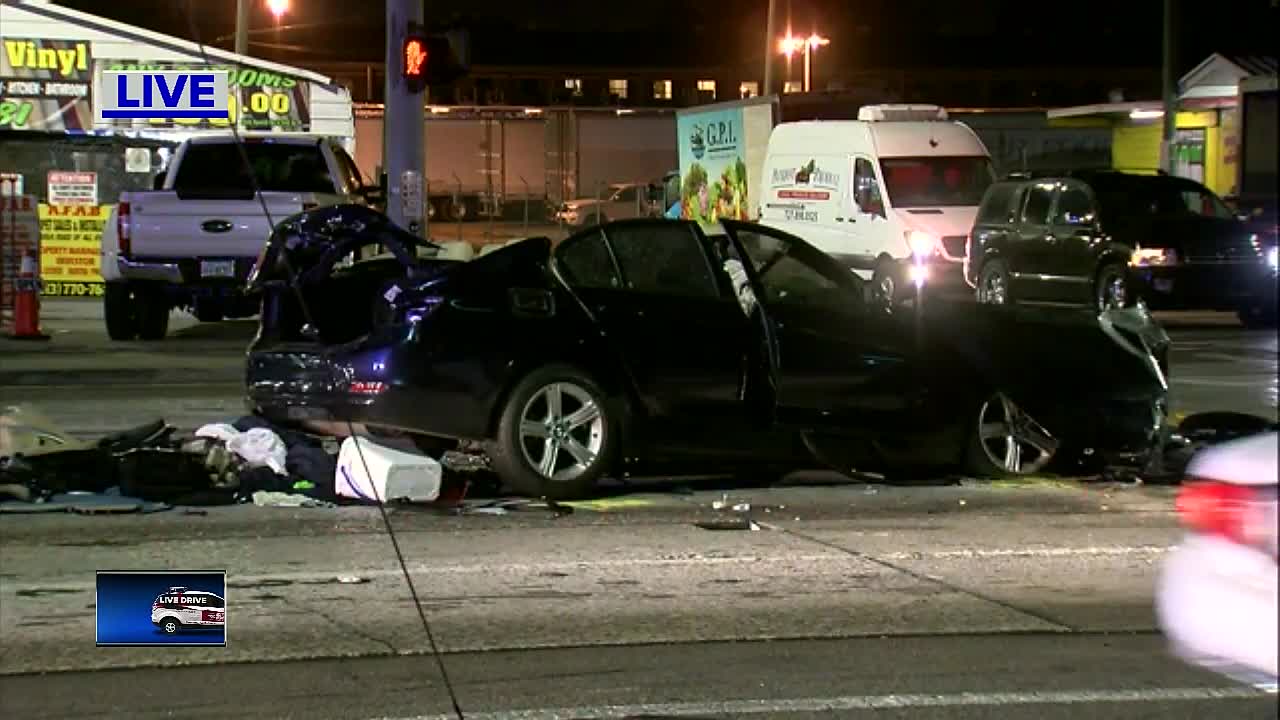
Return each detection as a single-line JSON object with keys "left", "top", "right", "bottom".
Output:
{"left": 718, "top": 220, "right": 959, "bottom": 473}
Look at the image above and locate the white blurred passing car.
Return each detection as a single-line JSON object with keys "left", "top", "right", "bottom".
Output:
{"left": 1156, "top": 431, "right": 1278, "bottom": 691}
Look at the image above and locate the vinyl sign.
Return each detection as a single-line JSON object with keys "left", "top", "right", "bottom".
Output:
{"left": 0, "top": 38, "right": 93, "bottom": 131}
{"left": 97, "top": 70, "right": 230, "bottom": 122}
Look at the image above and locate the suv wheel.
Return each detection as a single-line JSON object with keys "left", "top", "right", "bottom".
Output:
{"left": 160, "top": 617, "right": 181, "bottom": 634}
{"left": 1095, "top": 262, "right": 1129, "bottom": 312}
{"left": 976, "top": 260, "right": 1013, "bottom": 305}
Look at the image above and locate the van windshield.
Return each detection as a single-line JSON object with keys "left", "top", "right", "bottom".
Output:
{"left": 879, "top": 156, "right": 996, "bottom": 208}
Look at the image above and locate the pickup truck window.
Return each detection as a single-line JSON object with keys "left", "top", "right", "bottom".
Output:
{"left": 174, "top": 143, "right": 336, "bottom": 194}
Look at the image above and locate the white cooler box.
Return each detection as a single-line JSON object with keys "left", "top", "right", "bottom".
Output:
{"left": 335, "top": 437, "right": 442, "bottom": 502}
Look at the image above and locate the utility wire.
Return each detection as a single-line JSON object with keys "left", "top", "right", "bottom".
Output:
{"left": 182, "top": 5, "right": 465, "bottom": 717}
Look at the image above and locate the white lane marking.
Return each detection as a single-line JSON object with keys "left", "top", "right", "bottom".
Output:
{"left": 0, "top": 546, "right": 1174, "bottom": 593}
{"left": 369, "top": 686, "right": 1271, "bottom": 719}
{"left": 1172, "top": 376, "right": 1276, "bottom": 388}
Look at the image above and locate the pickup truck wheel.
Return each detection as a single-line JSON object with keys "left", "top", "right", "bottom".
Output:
{"left": 137, "top": 289, "right": 171, "bottom": 341}
{"left": 103, "top": 283, "right": 139, "bottom": 341}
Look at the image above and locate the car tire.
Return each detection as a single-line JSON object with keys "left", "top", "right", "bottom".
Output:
{"left": 160, "top": 617, "right": 181, "bottom": 634}
{"left": 136, "top": 287, "right": 171, "bottom": 341}
{"left": 963, "top": 392, "right": 1058, "bottom": 478}
{"left": 103, "top": 282, "right": 139, "bottom": 340}
{"left": 976, "top": 260, "right": 1013, "bottom": 305}
{"left": 487, "top": 365, "right": 619, "bottom": 500}
{"left": 1094, "top": 262, "right": 1129, "bottom": 313}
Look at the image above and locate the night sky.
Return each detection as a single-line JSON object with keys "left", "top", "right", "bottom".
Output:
{"left": 49, "top": 0, "right": 1279, "bottom": 73}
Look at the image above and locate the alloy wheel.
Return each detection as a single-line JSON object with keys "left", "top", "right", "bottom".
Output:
{"left": 518, "top": 382, "right": 605, "bottom": 483}
{"left": 1098, "top": 273, "right": 1127, "bottom": 311}
{"left": 977, "top": 393, "right": 1058, "bottom": 475}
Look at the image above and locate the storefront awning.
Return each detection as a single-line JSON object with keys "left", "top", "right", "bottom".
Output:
{"left": 1046, "top": 101, "right": 1163, "bottom": 120}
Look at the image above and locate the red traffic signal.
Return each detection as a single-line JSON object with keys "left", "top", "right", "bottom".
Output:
{"left": 403, "top": 33, "right": 428, "bottom": 93}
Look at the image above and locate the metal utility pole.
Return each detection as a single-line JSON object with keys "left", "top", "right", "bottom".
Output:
{"left": 234, "top": 0, "right": 249, "bottom": 55}
{"left": 1160, "top": 0, "right": 1177, "bottom": 173}
{"left": 384, "top": 0, "right": 426, "bottom": 234}
{"left": 763, "top": 0, "right": 778, "bottom": 95}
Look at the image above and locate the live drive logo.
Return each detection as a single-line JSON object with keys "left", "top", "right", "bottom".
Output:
{"left": 158, "top": 594, "right": 209, "bottom": 605}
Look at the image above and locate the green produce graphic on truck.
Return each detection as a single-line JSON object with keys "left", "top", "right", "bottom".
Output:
{"left": 676, "top": 97, "right": 776, "bottom": 225}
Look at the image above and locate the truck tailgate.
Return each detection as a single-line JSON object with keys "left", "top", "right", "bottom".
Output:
{"left": 128, "top": 191, "right": 314, "bottom": 258}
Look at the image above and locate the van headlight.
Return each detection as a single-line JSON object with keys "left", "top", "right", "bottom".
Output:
{"left": 1130, "top": 246, "right": 1178, "bottom": 267}
{"left": 906, "top": 230, "right": 936, "bottom": 260}
{"left": 1267, "top": 246, "right": 1278, "bottom": 270}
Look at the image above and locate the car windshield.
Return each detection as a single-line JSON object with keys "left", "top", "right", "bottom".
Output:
{"left": 879, "top": 156, "right": 996, "bottom": 208}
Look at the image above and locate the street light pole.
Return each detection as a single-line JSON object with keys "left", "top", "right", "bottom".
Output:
{"left": 803, "top": 44, "right": 811, "bottom": 92}
{"left": 384, "top": 0, "right": 426, "bottom": 234}
{"left": 763, "top": 0, "right": 778, "bottom": 95}
{"left": 1161, "top": 0, "right": 1177, "bottom": 173}
{"left": 234, "top": 0, "right": 249, "bottom": 55}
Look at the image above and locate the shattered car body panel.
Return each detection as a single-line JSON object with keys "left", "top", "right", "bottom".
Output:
{"left": 245, "top": 210, "right": 1170, "bottom": 495}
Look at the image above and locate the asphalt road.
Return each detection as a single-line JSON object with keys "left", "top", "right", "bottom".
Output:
{"left": 2, "top": 484, "right": 1276, "bottom": 718}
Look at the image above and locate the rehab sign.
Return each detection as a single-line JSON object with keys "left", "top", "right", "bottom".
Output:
{"left": 97, "top": 70, "right": 230, "bottom": 122}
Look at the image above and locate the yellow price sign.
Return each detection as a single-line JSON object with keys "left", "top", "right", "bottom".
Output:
{"left": 144, "top": 91, "right": 293, "bottom": 128}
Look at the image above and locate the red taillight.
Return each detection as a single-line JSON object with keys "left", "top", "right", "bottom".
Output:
{"left": 117, "top": 201, "right": 131, "bottom": 256}
{"left": 1177, "top": 480, "right": 1253, "bottom": 542}
{"left": 348, "top": 381, "right": 387, "bottom": 395}
{"left": 1177, "top": 479, "right": 1277, "bottom": 557}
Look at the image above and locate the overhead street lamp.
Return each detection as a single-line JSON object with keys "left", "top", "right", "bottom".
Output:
{"left": 266, "top": 0, "right": 290, "bottom": 21}
{"left": 236, "top": 0, "right": 291, "bottom": 55}
{"left": 779, "top": 33, "right": 830, "bottom": 93}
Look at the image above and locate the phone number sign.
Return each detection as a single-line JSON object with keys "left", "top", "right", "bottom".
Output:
{"left": 98, "top": 61, "right": 310, "bottom": 132}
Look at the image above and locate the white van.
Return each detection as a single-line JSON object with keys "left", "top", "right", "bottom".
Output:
{"left": 151, "top": 586, "right": 225, "bottom": 634}
{"left": 759, "top": 105, "right": 995, "bottom": 301}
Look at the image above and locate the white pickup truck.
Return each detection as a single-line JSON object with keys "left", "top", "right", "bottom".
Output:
{"left": 100, "top": 134, "right": 376, "bottom": 340}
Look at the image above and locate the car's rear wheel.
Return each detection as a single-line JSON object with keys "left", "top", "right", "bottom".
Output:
{"left": 964, "top": 392, "right": 1059, "bottom": 477}
{"left": 104, "top": 282, "right": 139, "bottom": 340}
{"left": 976, "top": 259, "right": 1013, "bottom": 305}
{"left": 161, "top": 617, "right": 180, "bottom": 634}
{"left": 488, "top": 365, "right": 617, "bottom": 500}
{"left": 1094, "top": 262, "right": 1129, "bottom": 312}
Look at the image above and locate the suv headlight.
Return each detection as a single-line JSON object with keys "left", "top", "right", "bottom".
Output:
{"left": 1130, "top": 246, "right": 1178, "bottom": 267}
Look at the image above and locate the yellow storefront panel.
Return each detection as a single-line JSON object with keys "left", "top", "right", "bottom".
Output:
{"left": 1112, "top": 124, "right": 1161, "bottom": 173}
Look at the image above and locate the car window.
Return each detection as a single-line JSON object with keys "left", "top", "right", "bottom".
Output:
{"left": 977, "top": 183, "right": 1019, "bottom": 224}
{"left": 734, "top": 228, "right": 850, "bottom": 310}
{"left": 174, "top": 142, "right": 334, "bottom": 194}
{"left": 1053, "top": 182, "right": 1096, "bottom": 225}
{"left": 555, "top": 229, "right": 622, "bottom": 289}
{"left": 853, "top": 157, "right": 885, "bottom": 216}
{"left": 1021, "top": 182, "right": 1054, "bottom": 224}
{"left": 1179, "top": 187, "right": 1234, "bottom": 219}
{"left": 613, "top": 186, "right": 637, "bottom": 202}
{"left": 605, "top": 224, "right": 719, "bottom": 298}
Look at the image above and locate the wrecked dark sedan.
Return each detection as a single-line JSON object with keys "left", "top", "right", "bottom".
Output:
{"left": 245, "top": 205, "right": 1172, "bottom": 499}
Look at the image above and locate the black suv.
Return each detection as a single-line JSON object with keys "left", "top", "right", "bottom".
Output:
{"left": 966, "top": 170, "right": 1277, "bottom": 326}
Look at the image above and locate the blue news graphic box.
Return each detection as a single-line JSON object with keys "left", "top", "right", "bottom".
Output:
{"left": 96, "top": 571, "right": 227, "bottom": 647}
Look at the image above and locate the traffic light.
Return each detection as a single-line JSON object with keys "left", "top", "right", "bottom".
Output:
{"left": 403, "top": 24, "right": 429, "bottom": 94}
{"left": 401, "top": 23, "right": 469, "bottom": 92}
